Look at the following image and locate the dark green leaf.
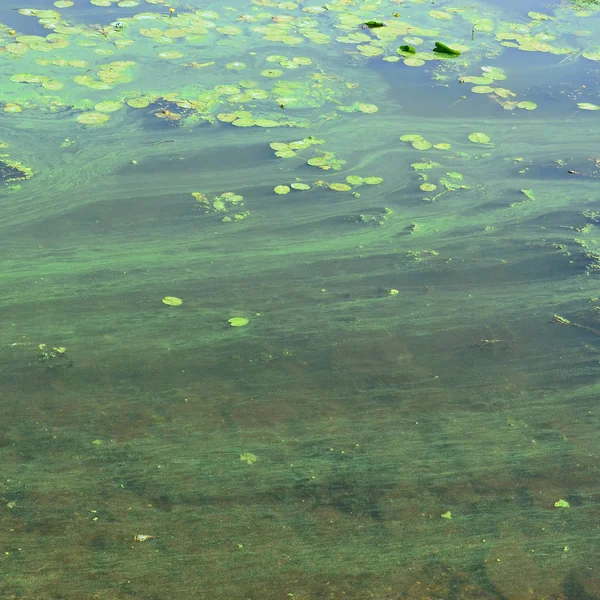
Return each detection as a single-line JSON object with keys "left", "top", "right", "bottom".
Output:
{"left": 398, "top": 45, "right": 416, "bottom": 54}
{"left": 364, "top": 21, "right": 385, "bottom": 28}
{"left": 433, "top": 42, "right": 461, "bottom": 56}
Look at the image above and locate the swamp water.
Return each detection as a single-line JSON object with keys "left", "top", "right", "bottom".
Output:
{"left": 0, "top": 0, "right": 600, "bottom": 598}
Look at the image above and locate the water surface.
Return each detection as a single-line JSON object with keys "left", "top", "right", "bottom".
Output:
{"left": 1, "top": 0, "right": 600, "bottom": 598}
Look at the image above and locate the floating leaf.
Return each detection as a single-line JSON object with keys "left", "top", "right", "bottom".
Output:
{"left": 468, "top": 132, "right": 491, "bottom": 144}
{"left": 441, "top": 511, "right": 452, "bottom": 519}
{"left": 363, "top": 176, "right": 384, "bottom": 185}
{"left": 329, "top": 183, "right": 352, "bottom": 191}
{"left": 578, "top": 102, "right": 600, "bottom": 111}
{"left": 517, "top": 101, "right": 537, "bottom": 110}
{"left": 554, "top": 499, "right": 570, "bottom": 508}
{"left": 240, "top": 452, "right": 257, "bottom": 464}
{"left": 357, "top": 103, "right": 378, "bottom": 113}
{"left": 412, "top": 140, "right": 432, "bottom": 150}
{"left": 400, "top": 134, "right": 425, "bottom": 142}
{"left": 398, "top": 45, "right": 416, "bottom": 54}
{"left": 346, "top": 175, "right": 364, "bottom": 185}
{"left": 433, "top": 42, "right": 461, "bottom": 56}
{"left": 229, "top": 317, "right": 249, "bottom": 327}
{"left": 77, "top": 112, "right": 110, "bottom": 125}
{"left": 261, "top": 69, "right": 283, "bottom": 78}
{"left": 274, "top": 185, "right": 291, "bottom": 194}
{"left": 162, "top": 296, "right": 183, "bottom": 306}
{"left": 471, "top": 86, "right": 495, "bottom": 94}
{"left": 94, "top": 101, "right": 123, "bottom": 113}
{"left": 364, "top": 21, "right": 384, "bottom": 28}
{"left": 429, "top": 10, "right": 452, "bottom": 20}
{"left": 420, "top": 183, "right": 437, "bottom": 191}
{"left": 404, "top": 58, "right": 425, "bottom": 67}
{"left": 291, "top": 183, "right": 310, "bottom": 190}
{"left": 520, "top": 189, "right": 536, "bottom": 201}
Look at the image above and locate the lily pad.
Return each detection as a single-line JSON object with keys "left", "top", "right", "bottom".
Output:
{"left": 517, "top": 101, "right": 537, "bottom": 110}
{"left": 229, "top": 317, "right": 249, "bottom": 327}
{"left": 578, "top": 102, "right": 600, "bottom": 111}
{"left": 274, "top": 185, "right": 290, "bottom": 194}
{"left": 329, "top": 183, "right": 352, "bottom": 191}
{"left": 162, "top": 296, "right": 182, "bottom": 306}
{"left": 468, "top": 132, "right": 491, "bottom": 144}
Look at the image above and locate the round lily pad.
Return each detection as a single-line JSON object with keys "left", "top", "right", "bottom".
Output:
{"left": 229, "top": 317, "right": 249, "bottom": 327}
{"left": 420, "top": 183, "right": 437, "bottom": 191}
{"left": 95, "top": 101, "right": 123, "bottom": 113}
{"left": 127, "top": 98, "right": 150, "bottom": 108}
{"left": 412, "top": 140, "right": 432, "bottom": 150}
{"left": 346, "top": 175, "right": 364, "bottom": 185}
{"left": 404, "top": 58, "right": 425, "bottom": 67}
{"left": 261, "top": 69, "right": 284, "bottom": 78}
{"left": 363, "top": 176, "right": 384, "bottom": 185}
{"left": 162, "top": 296, "right": 182, "bottom": 306}
{"left": 291, "top": 183, "right": 310, "bottom": 190}
{"left": 468, "top": 132, "right": 491, "bottom": 144}
{"left": 517, "top": 101, "right": 537, "bottom": 110}
{"left": 77, "top": 112, "right": 110, "bottom": 125}
{"left": 274, "top": 185, "right": 291, "bottom": 194}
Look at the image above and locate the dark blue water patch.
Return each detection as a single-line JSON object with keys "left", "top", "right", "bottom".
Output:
{"left": 484, "top": 0, "right": 563, "bottom": 18}
{"left": 0, "top": 7, "right": 50, "bottom": 36}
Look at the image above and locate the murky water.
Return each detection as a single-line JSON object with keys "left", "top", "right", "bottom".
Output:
{"left": 1, "top": 0, "right": 600, "bottom": 598}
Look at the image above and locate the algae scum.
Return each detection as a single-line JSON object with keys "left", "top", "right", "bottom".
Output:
{"left": 1, "top": 0, "right": 600, "bottom": 597}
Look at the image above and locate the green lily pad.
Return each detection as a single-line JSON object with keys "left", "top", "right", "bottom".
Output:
{"left": 229, "top": 317, "right": 249, "bottom": 327}
{"left": 578, "top": 102, "right": 600, "bottom": 111}
{"left": 517, "top": 101, "right": 537, "bottom": 110}
{"left": 329, "top": 183, "right": 352, "bottom": 191}
{"left": 274, "top": 185, "right": 291, "bottom": 194}
{"left": 346, "top": 175, "right": 364, "bottom": 185}
{"left": 433, "top": 42, "right": 461, "bottom": 56}
{"left": 468, "top": 132, "right": 491, "bottom": 144}
{"left": 291, "top": 183, "right": 311, "bottom": 190}
{"left": 162, "top": 296, "right": 182, "bottom": 306}
{"left": 554, "top": 499, "right": 570, "bottom": 508}
{"left": 412, "top": 140, "right": 432, "bottom": 150}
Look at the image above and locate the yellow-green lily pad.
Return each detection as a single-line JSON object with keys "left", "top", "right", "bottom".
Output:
{"left": 468, "top": 132, "right": 491, "bottom": 144}
{"left": 162, "top": 296, "right": 183, "bottom": 306}
{"left": 229, "top": 317, "right": 249, "bottom": 327}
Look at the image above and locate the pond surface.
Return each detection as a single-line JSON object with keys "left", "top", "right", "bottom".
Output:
{"left": 1, "top": 0, "right": 600, "bottom": 598}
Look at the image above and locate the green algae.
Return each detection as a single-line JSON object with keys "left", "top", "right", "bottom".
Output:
{"left": 0, "top": 1, "right": 600, "bottom": 599}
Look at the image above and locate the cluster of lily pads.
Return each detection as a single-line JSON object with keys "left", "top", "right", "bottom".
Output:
{"left": 191, "top": 191, "right": 249, "bottom": 222}
{"left": 273, "top": 175, "right": 384, "bottom": 195}
{"left": 409, "top": 160, "right": 473, "bottom": 202}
